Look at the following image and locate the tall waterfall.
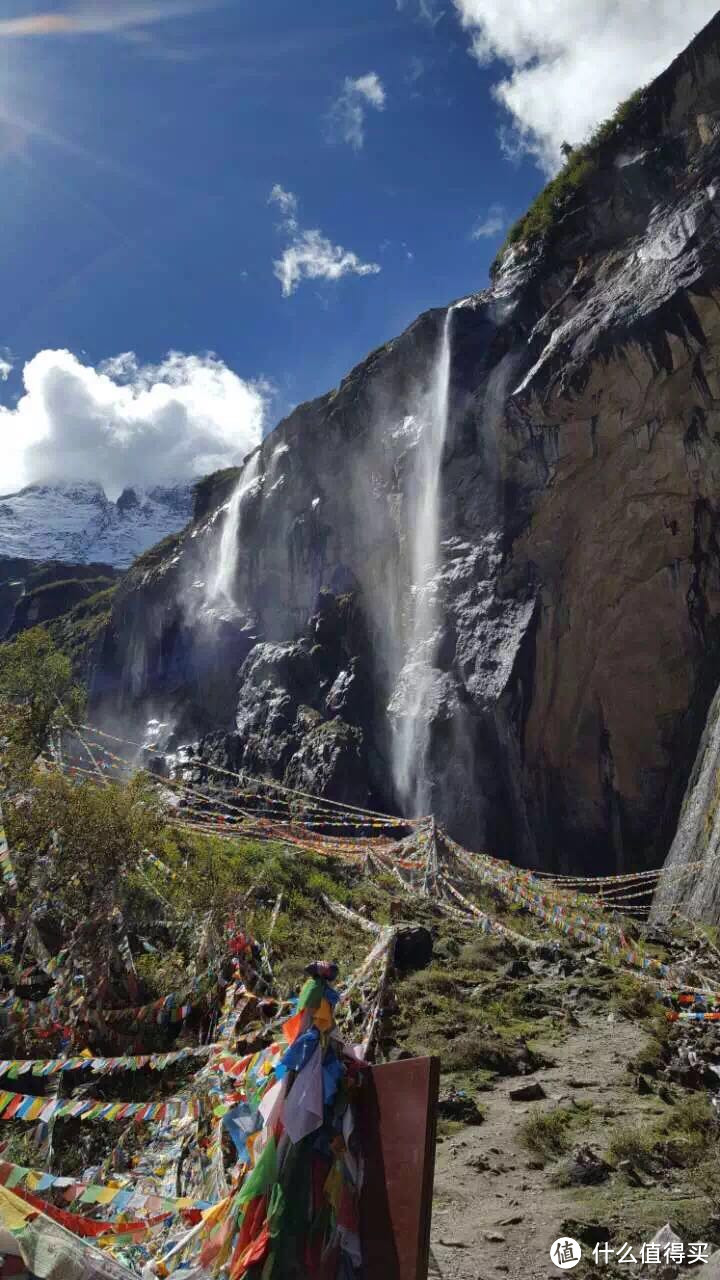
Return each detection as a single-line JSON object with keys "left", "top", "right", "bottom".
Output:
{"left": 206, "top": 451, "right": 261, "bottom": 611}
{"left": 390, "top": 303, "right": 457, "bottom": 815}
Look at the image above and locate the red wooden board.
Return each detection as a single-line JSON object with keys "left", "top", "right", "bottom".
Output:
{"left": 359, "top": 1056, "right": 440, "bottom": 1280}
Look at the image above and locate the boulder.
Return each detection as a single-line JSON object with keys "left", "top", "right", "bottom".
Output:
{"left": 437, "top": 1090, "right": 484, "bottom": 1125}
{"left": 559, "top": 1145, "right": 611, "bottom": 1186}
{"left": 393, "top": 926, "right": 433, "bottom": 972}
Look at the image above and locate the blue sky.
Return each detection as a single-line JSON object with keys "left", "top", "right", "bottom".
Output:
{"left": 0, "top": 0, "right": 716, "bottom": 495}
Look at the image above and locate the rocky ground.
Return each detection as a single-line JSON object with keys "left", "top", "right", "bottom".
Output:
{"left": 428, "top": 958, "right": 720, "bottom": 1280}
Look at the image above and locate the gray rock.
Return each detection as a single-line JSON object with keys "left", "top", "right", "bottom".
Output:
{"left": 559, "top": 1145, "right": 611, "bottom": 1186}
{"left": 701, "top": 1249, "right": 720, "bottom": 1280}
{"left": 509, "top": 1081, "right": 546, "bottom": 1102}
{"left": 650, "top": 1224, "right": 683, "bottom": 1250}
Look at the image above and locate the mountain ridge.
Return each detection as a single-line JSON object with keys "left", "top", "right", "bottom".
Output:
{"left": 0, "top": 480, "right": 194, "bottom": 569}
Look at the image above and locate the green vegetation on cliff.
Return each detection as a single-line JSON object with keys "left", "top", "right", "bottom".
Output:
{"left": 46, "top": 584, "right": 117, "bottom": 674}
{"left": 493, "top": 87, "right": 646, "bottom": 272}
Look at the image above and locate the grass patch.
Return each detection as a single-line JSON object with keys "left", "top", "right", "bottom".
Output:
{"left": 607, "top": 1124, "right": 655, "bottom": 1172}
{"left": 26, "top": 575, "right": 114, "bottom": 603}
{"left": 567, "top": 1183, "right": 719, "bottom": 1250}
{"left": 656, "top": 1094, "right": 717, "bottom": 1166}
{"left": 627, "top": 1034, "right": 670, "bottom": 1078}
{"left": 390, "top": 941, "right": 553, "bottom": 1076}
{"left": 609, "top": 975, "right": 663, "bottom": 1021}
{"left": 519, "top": 1106, "right": 575, "bottom": 1161}
{"left": 607, "top": 1094, "right": 718, "bottom": 1174}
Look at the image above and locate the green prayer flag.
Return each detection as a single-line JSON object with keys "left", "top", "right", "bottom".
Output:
{"left": 297, "top": 979, "right": 323, "bottom": 1012}
{"left": 267, "top": 1182, "right": 285, "bottom": 1239}
{"left": 237, "top": 1135, "right": 277, "bottom": 1206}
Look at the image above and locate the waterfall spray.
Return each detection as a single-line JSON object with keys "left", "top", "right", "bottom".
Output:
{"left": 390, "top": 302, "right": 458, "bottom": 815}
{"left": 206, "top": 451, "right": 261, "bottom": 611}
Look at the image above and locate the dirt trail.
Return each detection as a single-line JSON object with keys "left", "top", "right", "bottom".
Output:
{"left": 430, "top": 1014, "right": 646, "bottom": 1280}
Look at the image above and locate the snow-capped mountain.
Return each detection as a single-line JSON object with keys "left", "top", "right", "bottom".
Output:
{"left": 0, "top": 482, "right": 194, "bottom": 569}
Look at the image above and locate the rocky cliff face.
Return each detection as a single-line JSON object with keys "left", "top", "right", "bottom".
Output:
{"left": 95, "top": 15, "right": 720, "bottom": 875}
{"left": 0, "top": 557, "right": 118, "bottom": 640}
{"left": 651, "top": 680, "right": 720, "bottom": 924}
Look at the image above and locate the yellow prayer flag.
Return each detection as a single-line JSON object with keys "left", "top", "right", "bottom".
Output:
{"left": 0, "top": 1185, "right": 35, "bottom": 1231}
{"left": 200, "top": 1193, "right": 232, "bottom": 1224}
{"left": 94, "top": 1187, "right": 118, "bottom": 1206}
{"left": 323, "top": 1163, "right": 343, "bottom": 1213}
{"left": 313, "top": 998, "right": 333, "bottom": 1032}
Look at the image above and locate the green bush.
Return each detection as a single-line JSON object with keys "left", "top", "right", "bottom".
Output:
{"left": 8, "top": 770, "right": 163, "bottom": 927}
{"left": 610, "top": 975, "right": 662, "bottom": 1021}
{"left": 0, "top": 627, "right": 86, "bottom": 772}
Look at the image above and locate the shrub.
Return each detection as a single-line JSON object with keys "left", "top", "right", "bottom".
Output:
{"left": 7, "top": 770, "right": 164, "bottom": 928}
{"left": 0, "top": 627, "right": 86, "bottom": 771}
{"left": 657, "top": 1094, "right": 717, "bottom": 1167}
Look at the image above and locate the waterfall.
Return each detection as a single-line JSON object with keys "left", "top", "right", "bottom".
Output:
{"left": 206, "top": 451, "right": 261, "bottom": 611}
{"left": 390, "top": 303, "right": 457, "bottom": 815}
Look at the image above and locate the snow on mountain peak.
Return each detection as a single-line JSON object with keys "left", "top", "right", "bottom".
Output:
{"left": 0, "top": 480, "right": 194, "bottom": 569}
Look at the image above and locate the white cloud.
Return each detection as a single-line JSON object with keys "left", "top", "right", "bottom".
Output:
{"left": 453, "top": 0, "right": 719, "bottom": 173}
{"left": 0, "top": 356, "right": 13, "bottom": 381}
{"left": 0, "top": 349, "right": 269, "bottom": 498}
{"left": 353, "top": 72, "right": 386, "bottom": 109}
{"left": 268, "top": 184, "right": 298, "bottom": 232}
{"left": 274, "top": 230, "right": 381, "bottom": 298}
{"left": 329, "top": 71, "right": 386, "bottom": 150}
{"left": 269, "top": 187, "right": 381, "bottom": 297}
{"left": 470, "top": 204, "right": 505, "bottom": 239}
{"left": 0, "top": 1, "right": 221, "bottom": 38}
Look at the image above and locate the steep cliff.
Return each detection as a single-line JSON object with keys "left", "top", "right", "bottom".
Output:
{"left": 651, "top": 681, "right": 720, "bottom": 923}
{"left": 94, "top": 14, "right": 720, "bottom": 874}
{"left": 0, "top": 557, "right": 118, "bottom": 640}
